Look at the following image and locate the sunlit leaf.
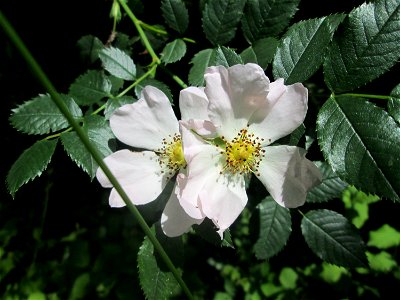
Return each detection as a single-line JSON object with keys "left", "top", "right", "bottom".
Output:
{"left": 301, "top": 209, "right": 367, "bottom": 268}
{"left": 324, "top": 0, "right": 400, "bottom": 93}
{"left": 317, "top": 95, "right": 400, "bottom": 201}
{"left": 240, "top": 37, "right": 278, "bottom": 70}
{"left": 202, "top": 0, "right": 246, "bottom": 45}
{"left": 388, "top": 83, "right": 400, "bottom": 123}
{"left": 69, "top": 70, "right": 112, "bottom": 105}
{"left": 188, "top": 48, "right": 216, "bottom": 86}
{"left": 272, "top": 14, "right": 344, "bottom": 84}
{"left": 212, "top": 46, "right": 243, "bottom": 67}
{"left": 368, "top": 224, "right": 400, "bottom": 249}
{"left": 138, "top": 235, "right": 181, "bottom": 300}
{"left": 9, "top": 94, "right": 82, "bottom": 135}
{"left": 61, "top": 115, "right": 115, "bottom": 179}
{"left": 253, "top": 197, "right": 291, "bottom": 260}
{"left": 161, "top": 39, "right": 187, "bottom": 64}
{"left": 320, "top": 262, "right": 347, "bottom": 283}
{"left": 6, "top": 139, "right": 57, "bottom": 198}
{"left": 104, "top": 96, "right": 136, "bottom": 120}
{"left": 241, "top": 0, "right": 301, "bottom": 43}
{"left": 99, "top": 46, "right": 136, "bottom": 81}
{"left": 367, "top": 251, "right": 397, "bottom": 272}
{"left": 306, "top": 161, "right": 348, "bottom": 203}
{"left": 161, "top": 0, "right": 189, "bottom": 34}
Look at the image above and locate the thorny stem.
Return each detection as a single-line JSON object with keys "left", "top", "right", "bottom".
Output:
{"left": 0, "top": 10, "right": 194, "bottom": 300}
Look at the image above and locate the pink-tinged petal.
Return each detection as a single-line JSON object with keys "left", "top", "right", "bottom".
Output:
{"left": 161, "top": 182, "right": 204, "bottom": 237}
{"left": 183, "top": 119, "right": 217, "bottom": 138}
{"left": 110, "top": 86, "right": 179, "bottom": 150}
{"left": 179, "top": 87, "right": 209, "bottom": 120}
{"left": 256, "top": 146, "right": 322, "bottom": 208}
{"left": 200, "top": 174, "right": 248, "bottom": 239}
{"left": 205, "top": 64, "right": 270, "bottom": 139}
{"left": 96, "top": 149, "right": 168, "bottom": 205}
{"left": 249, "top": 79, "right": 308, "bottom": 144}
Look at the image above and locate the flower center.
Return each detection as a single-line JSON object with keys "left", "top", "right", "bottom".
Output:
{"left": 157, "top": 133, "right": 186, "bottom": 176}
{"left": 222, "top": 128, "right": 265, "bottom": 175}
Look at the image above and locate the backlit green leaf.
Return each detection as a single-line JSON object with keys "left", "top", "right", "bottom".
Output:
{"left": 317, "top": 95, "right": 400, "bottom": 201}
{"left": 241, "top": 0, "right": 300, "bottom": 43}
{"left": 61, "top": 115, "right": 115, "bottom": 179}
{"left": 324, "top": 0, "right": 400, "bottom": 93}
{"left": 240, "top": 37, "right": 278, "bottom": 70}
{"left": 69, "top": 70, "right": 112, "bottom": 105}
{"left": 368, "top": 224, "right": 400, "bottom": 249}
{"left": 138, "top": 235, "right": 181, "bottom": 300}
{"left": 301, "top": 209, "right": 367, "bottom": 268}
{"left": 253, "top": 197, "right": 292, "bottom": 260}
{"left": 9, "top": 94, "right": 82, "bottom": 135}
{"left": 367, "top": 251, "right": 397, "bottom": 272}
{"left": 188, "top": 48, "right": 216, "bottom": 86}
{"left": 99, "top": 46, "right": 136, "bottom": 81}
{"left": 202, "top": 0, "right": 246, "bottom": 45}
{"left": 6, "top": 139, "right": 57, "bottom": 198}
{"left": 307, "top": 161, "right": 348, "bottom": 203}
{"left": 161, "top": 39, "right": 186, "bottom": 64}
{"left": 161, "top": 0, "right": 189, "bottom": 34}
{"left": 272, "top": 15, "right": 344, "bottom": 84}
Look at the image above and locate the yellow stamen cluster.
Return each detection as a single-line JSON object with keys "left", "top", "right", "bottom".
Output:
{"left": 157, "top": 133, "right": 186, "bottom": 176}
{"left": 221, "top": 128, "right": 265, "bottom": 176}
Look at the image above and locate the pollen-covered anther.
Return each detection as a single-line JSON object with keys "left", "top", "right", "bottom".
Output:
{"left": 156, "top": 133, "right": 186, "bottom": 175}
{"left": 221, "top": 128, "right": 264, "bottom": 175}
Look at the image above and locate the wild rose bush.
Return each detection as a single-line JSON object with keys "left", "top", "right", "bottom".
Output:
{"left": 2, "top": 0, "right": 400, "bottom": 299}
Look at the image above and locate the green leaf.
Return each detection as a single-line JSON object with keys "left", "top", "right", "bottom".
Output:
{"left": 69, "top": 70, "right": 112, "bottom": 105}
{"left": 193, "top": 219, "right": 233, "bottom": 248}
{"left": 307, "top": 161, "right": 348, "bottom": 203}
{"left": 99, "top": 46, "right": 136, "bottom": 81}
{"left": 69, "top": 273, "right": 90, "bottom": 300}
{"left": 138, "top": 235, "right": 181, "bottom": 300}
{"left": 161, "top": 39, "right": 187, "bottom": 64}
{"left": 76, "top": 35, "right": 104, "bottom": 63}
{"left": 368, "top": 224, "right": 400, "bottom": 249}
{"left": 324, "top": 0, "right": 400, "bottom": 93}
{"left": 188, "top": 48, "right": 216, "bottom": 86}
{"left": 320, "top": 262, "right": 347, "bottom": 283}
{"left": 272, "top": 15, "right": 345, "bottom": 84}
{"left": 367, "top": 251, "right": 397, "bottom": 272}
{"left": 388, "top": 83, "right": 400, "bottom": 123}
{"left": 161, "top": 0, "right": 189, "bottom": 34}
{"left": 212, "top": 46, "right": 243, "bottom": 67}
{"left": 202, "top": 0, "right": 246, "bottom": 45}
{"left": 301, "top": 209, "right": 367, "bottom": 268}
{"left": 253, "top": 197, "right": 292, "bottom": 260}
{"left": 135, "top": 79, "right": 173, "bottom": 103}
{"left": 61, "top": 115, "right": 115, "bottom": 179}
{"left": 9, "top": 94, "right": 82, "bottom": 135}
{"left": 317, "top": 95, "right": 400, "bottom": 201}
{"left": 241, "top": 0, "right": 301, "bottom": 43}
{"left": 279, "top": 267, "right": 298, "bottom": 289}
{"left": 6, "top": 139, "right": 57, "bottom": 198}
{"left": 104, "top": 96, "right": 136, "bottom": 120}
{"left": 240, "top": 37, "right": 278, "bottom": 70}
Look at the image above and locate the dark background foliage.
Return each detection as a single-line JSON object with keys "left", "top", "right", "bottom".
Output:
{"left": 1, "top": 0, "right": 400, "bottom": 299}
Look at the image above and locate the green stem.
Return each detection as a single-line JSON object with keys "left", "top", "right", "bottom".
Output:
{"left": 117, "top": 64, "right": 157, "bottom": 97}
{"left": 139, "top": 21, "right": 196, "bottom": 44}
{"left": 118, "top": 0, "right": 160, "bottom": 64}
{"left": 160, "top": 65, "right": 187, "bottom": 89}
{"left": 339, "top": 93, "right": 392, "bottom": 100}
{"left": 0, "top": 10, "right": 193, "bottom": 300}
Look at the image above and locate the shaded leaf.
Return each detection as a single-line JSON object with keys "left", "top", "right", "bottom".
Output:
{"left": 188, "top": 48, "right": 216, "bottom": 86}
{"left": 317, "top": 95, "right": 400, "bottom": 201}
{"left": 388, "top": 83, "right": 400, "bottom": 123}
{"left": 301, "top": 209, "right": 367, "bottom": 268}
{"left": 135, "top": 79, "right": 173, "bottom": 103}
{"left": 9, "top": 94, "right": 82, "bottom": 135}
{"left": 202, "top": 0, "right": 246, "bottom": 45}
{"left": 324, "top": 0, "right": 400, "bottom": 93}
{"left": 104, "top": 96, "right": 136, "bottom": 120}
{"left": 76, "top": 35, "right": 103, "bottom": 63}
{"left": 138, "top": 235, "right": 181, "bottom": 300}
{"left": 253, "top": 197, "right": 292, "bottom": 260}
{"left": 69, "top": 70, "right": 112, "bottom": 105}
{"left": 241, "top": 0, "right": 301, "bottom": 43}
{"left": 7, "top": 139, "right": 57, "bottom": 198}
{"left": 161, "top": 39, "right": 187, "bottom": 64}
{"left": 212, "top": 46, "right": 243, "bottom": 67}
{"left": 161, "top": 0, "right": 189, "bottom": 34}
{"left": 99, "top": 46, "right": 136, "bottom": 81}
{"left": 61, "top": 115, "right": 115, "bottom": 179}
{"left": 273, "top": 15, "right": 345, "bottom": 84}
{"left": 69, "top": 273, "right": 90, "bottom": 300}
{"left": 307, "top": 161, "right": 348, "bottom": 203}
{"left": 240, "top": 37, "right": 278, "bottom": 70}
